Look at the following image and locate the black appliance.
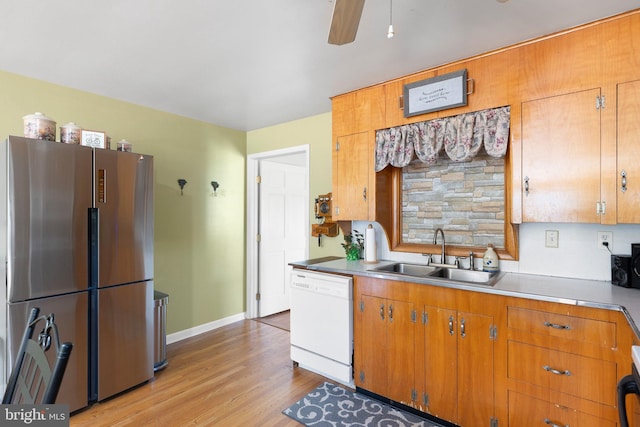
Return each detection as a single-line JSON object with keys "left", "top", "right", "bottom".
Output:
{"left": 631, "top": 244, "right": 640, "bottom": 288}
{"left": 618, "top": 346, "right": 640, "bottom": 427}
{"left": 612, "top": 254, "right": 632, "bottom": 287}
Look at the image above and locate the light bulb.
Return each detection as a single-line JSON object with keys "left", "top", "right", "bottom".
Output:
{"left": 387, "top": 24, "right": 394, "bottom": 38}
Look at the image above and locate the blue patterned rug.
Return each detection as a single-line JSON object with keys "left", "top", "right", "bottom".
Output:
{"left": 283, "top": 382, "right": 447, "bottom": 426}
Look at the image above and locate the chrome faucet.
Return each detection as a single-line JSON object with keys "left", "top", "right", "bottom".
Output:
{"left": 433, "top": 228, "right": 446, "bottom": 264}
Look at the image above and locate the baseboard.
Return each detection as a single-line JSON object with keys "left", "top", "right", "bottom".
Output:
{"left": 166, "top": 312, "right": 246, "bottom": 344}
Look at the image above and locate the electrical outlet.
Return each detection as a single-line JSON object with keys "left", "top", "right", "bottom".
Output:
{"left": 597, "top": 231, "right": 613, "bottom": 250}
{"left": 545, "top": 230, "right": 559, "bottom": 248}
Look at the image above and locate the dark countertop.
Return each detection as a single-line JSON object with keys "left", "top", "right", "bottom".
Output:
{"left": 292, "top": 257, "right": 640, "bottom": 339}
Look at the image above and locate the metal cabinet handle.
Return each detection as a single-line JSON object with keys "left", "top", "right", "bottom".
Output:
{"left": 621, "top": 170, "right": 627, "bottom": 193}
{"left": 388, "top": 304, "right": 393, "bottom": 322}
{"left": 449, "top": 316, "right": 454, "bottom": 336}
{"left": 363, "top": 187, "right": 367, "bottom": 201}
{"left": 544, "top": 321, "right": 571, "bottom": 330}
{"left": 543, "top": 365, "right": 571, "bottom": 376}
{"left": 524, "top": 176, "right": 530, "bottom": 196}
{"left": 380, "top": 304, "right": 385, "bottom": 320}
{"left": 460, "top": 318, "right": 466, "bottom": 337}
{"left": 544, "top": 418, "right": 569, "bottom": 427}
{"left": 466, "top": 78, "right": 475, "bottom": 95}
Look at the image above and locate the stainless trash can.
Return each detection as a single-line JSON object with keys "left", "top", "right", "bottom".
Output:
{"left": 154, "top": 290, "right": 169, "bottom": 371}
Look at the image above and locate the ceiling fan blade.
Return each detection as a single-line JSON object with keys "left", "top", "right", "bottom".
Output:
{"left": 328, "top": 0, "right": 365, "bottom": 45}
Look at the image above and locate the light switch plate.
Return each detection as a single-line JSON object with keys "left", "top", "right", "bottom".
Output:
{"left": 545, "top": 230, "right": 559, "bottom": 248}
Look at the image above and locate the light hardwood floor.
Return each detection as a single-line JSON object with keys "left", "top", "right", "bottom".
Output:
{"left": 70, "top": 319, "right": 327, "bottom": 426}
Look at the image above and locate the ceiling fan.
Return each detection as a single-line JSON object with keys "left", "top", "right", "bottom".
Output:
{"left": 328, "top": 0, "right": 366, "bottom": 45}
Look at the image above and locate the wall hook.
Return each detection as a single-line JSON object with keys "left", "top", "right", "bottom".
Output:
{"left": 211, "top": 181, "right": 220, "bottom": 194}
{"left": 177, "top": 179, "right": 187, "bottom": 196}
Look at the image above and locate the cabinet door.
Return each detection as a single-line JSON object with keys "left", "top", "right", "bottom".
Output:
{"left": 423, "top": 306, "right": 457, "bottom": 423}
{"left": 356, "top": 294, "right": 387, "bottom": 395}
{"left": 522, "top": 88, "right": 602, "bottom": 223}
{"left": 617, "top": 79, "right": 640, "bottom": 223}
{"left": 333, "top": 132, "right": 370, "bottom": 220}
{"left": 457, "top": 311, "right": 494, "bottom": 427}
{"left": 387, "top": 299, "right": 416, "bottom": 404}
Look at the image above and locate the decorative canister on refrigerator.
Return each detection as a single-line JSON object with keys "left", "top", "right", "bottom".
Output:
{"left": 23, "top": 112, "right": 57, "bottom": 141}
{"left": 60, "top": 122, "right": 82, "bottom": 144}
{"left": 117, "top": 139, "right": 132, "bottom": 152}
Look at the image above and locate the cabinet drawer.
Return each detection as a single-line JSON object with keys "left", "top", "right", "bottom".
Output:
{"left": 508, "top": 391, "right": 615, "bottom": 427}
{"left": 508, "top": 341, "right": 617, "bottom": 406}
{"left": 507, "top": 306, "right": 616, "bottom": 348}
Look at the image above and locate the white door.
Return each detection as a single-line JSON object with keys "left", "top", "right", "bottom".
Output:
{"left": 258, "top": 159, "right": 307, "bottom": 316}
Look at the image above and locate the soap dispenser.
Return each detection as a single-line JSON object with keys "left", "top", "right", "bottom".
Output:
{"left": 482, "top": 244, "right": 499, "bottom": 272}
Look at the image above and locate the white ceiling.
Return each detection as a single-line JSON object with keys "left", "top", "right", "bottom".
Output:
{"left": 1, "top": 1, "right": 638, "bottom": 131}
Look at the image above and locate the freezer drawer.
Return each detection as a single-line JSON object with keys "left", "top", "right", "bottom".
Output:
{"left": 95, "top": 281, "right": 153, "bottom": 401}
{"left": 7, "top": 292, "right": 89, "bottom": 412}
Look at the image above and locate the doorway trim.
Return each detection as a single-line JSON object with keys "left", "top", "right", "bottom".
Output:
{"left": 246, "top": 144, "right": 310, "bottom": 319}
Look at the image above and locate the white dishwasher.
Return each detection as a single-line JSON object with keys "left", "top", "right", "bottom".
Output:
{"left": 290, "top": 268, "right": 353, "bottom": 387}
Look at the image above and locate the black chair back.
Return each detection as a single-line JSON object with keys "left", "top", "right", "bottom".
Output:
{"left": 2, "top": 307, "right": 73, "bottom": 404}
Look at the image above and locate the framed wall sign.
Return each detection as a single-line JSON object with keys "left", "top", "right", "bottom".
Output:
{"left": 403, "top": 69, "right": 468, "bottom": 117}
{"left": 81, "top": 130, "right": 107, "bottom": 149}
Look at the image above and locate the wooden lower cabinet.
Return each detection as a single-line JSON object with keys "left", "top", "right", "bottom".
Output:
{"left": 356, "top": 293, "right": 416, "bottom": 405}
{"left": 354, "top": 276, "right": 497, "bottom": 426}
{"left": 353, "top": 276, "right": 636, "bottom": 426}
{"left": 509, "top": 391, "right": 616, "bottom": 427}
{"left": 422, "top": 305, "right": 495, "bottom": 426}
{"left": 508, "top": 341, "right": 617, "bottom": 405}
{"left": 505, "top": 299, "right": 630, "bottom": 426}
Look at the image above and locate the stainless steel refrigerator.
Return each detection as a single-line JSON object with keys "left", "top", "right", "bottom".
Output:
{"left": 0, "top": 135, "right": 154, "bottom": 412}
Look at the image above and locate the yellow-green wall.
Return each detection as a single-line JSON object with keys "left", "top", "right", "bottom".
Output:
{"left": 0, "top": 69, "right": 344, "bottom": 337}
{"left": 0, "top": 70, "right": 246, "bottom": 334}
{"left": 247, "top": 113, "right": 344, "bottom": 258}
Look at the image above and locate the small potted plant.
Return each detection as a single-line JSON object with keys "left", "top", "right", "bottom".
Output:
{"left": 342, "top": 230, "right": 364, "bottom": 261}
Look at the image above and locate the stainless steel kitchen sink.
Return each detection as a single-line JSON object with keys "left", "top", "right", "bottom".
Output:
{"left": 373, "top": 262, "right": 503, "bottom": 286}
{"left": 427, "top": 267, "right": 502, "bottom": 286}
{"left": 374, "top": 263, "right": 439, "bottom": 277}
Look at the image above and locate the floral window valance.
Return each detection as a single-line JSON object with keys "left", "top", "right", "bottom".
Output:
{"left": 374, "top": 106, "right": 510, "bottom": 172}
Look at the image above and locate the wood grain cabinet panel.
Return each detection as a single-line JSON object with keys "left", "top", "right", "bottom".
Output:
{"left": 507, "top": 340, "right": 617, "bottom": 406}
{"left": 422, "top": 304, "right": 496, "bottom": 426}
{"left": 508, "top": 391, "right": 616, "bottom": 427}
{"left": 355, "top": 293, "right": 416, "bottom": 405}
{"left": 331, "top": 85, "right": 384, "bottom": 221}
{"left": 521, "top": 88, "right": 602, "bottom": 223}
{"left": 617, "top": 79, "right": 640, "bottom": 223}
{"left": 456, "top": 310, "right": 495, "bottom": 427}
{"left": 332, "top": 132, "right": 370, "bottom": 220}
{"left": 422, "top": 305, "right": 458, "bottom": 422}
{"left": 507, "top": 306, "right": 616, "bottom": 348}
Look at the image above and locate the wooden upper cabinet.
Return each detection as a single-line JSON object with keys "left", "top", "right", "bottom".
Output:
{"left": 332, "top": 85, "right": 385, "bottom": 137}
{"left": 601, "top": 12, "right": 640, "bottom": 86}
{"left": 331, "top": 85, "right": 384, "bottom": 221}
{"left": 617, "top": 79, "right": 640, "bottom": 223}
{"left": 518, "top": 23, "right": 602, "bottom": 101}
{"left": 521, "top": 88, "right": 602, "bottom": 223}
{"left": 384, "top": 49, "right": 518, "bottom": 129}
{"left": 332, "top": 132, "right": 370, "bottom": 220}
{"left": 436, "top": 48, "right": 519, "bottom": 116}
